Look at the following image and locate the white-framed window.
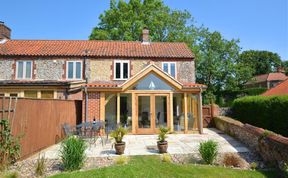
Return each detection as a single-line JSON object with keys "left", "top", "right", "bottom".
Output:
{"left": 162, "top": 62, "right": 176, "bottom": 78}
{"left": 114, "top": 60, "right": 130, "bottom": 80}
{"left": 66, "top": 61, "right": 82, "bottom": 80}
{"left": 16, "top": 61, "right": 33, "bottom": 79}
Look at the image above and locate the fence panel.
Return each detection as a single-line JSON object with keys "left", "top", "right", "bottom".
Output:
{"left": 0, "top": 97, "right": 82, "bottom": 159}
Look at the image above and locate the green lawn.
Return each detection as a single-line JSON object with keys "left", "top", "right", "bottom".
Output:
{"left": 50, "top": 156, "right": 277, "bottom": 178}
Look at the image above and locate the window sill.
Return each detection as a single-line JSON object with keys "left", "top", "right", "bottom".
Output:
{"left": 113, "top": 78, "right": 129, "bottom": 81}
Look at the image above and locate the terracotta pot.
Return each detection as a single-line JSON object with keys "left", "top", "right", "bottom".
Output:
{"left": 115, "top": 142, "right": 126, "bottom": 155}
{"left": 157, "top": 141, "right": 168, "bottom": 154}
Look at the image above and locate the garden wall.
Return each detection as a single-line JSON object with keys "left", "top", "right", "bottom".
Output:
{"left": 0, "top": 97, "right": 82, "bottom": 159}
{"left": 214, "top": 116, "right": 288, "bottom": 168}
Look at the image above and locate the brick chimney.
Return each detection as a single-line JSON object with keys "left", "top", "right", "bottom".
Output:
{"left": 0, "top": 21, "right": 11, "bottom": 40}
{"left": 141, "top": 28, "right": 150, "bottom": 44}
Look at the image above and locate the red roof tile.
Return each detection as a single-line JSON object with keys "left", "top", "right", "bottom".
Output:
{"left": 181, "top": 82, "right": 207, "bottom": 88}
{"left": 246, "top": 73, "right": 287, "bottom": 84}
{"left": 0, "top": 40, "right": 194, "bottom": 59}
{"left": 267, "top": 73, "right": 288, "bottom": 81}
{"left": 86, "top": 80, "right": 206, "bottom": 89}
{"left": 0, "top": 80, "right": 84, "bottom": 86}
{"left": 86, "top": 80, "right": 123, "bottom": 88}
{"left": 262, "top": 79, "right": 288, "bottom": 96}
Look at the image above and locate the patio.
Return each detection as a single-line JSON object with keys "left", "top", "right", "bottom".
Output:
{"left": 32, "top": 128, "right": 250, "bottom": 160}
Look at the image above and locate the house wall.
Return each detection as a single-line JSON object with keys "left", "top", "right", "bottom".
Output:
{"left": 87, "top": 59, "right": 196, "bottom": 83}
{"left": 0, "top": 59, "right": 13, "bottom": 79}
{"left": 0, "top": 57, "right": 196, "bottom": 83}
{"left": 35, "top": 59, "right": 64, "bottom": 80}
{"left": 82, "top": 92, "right": 100, "bottom": 122}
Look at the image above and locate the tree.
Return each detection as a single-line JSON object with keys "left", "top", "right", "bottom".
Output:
{"left": 238, "top": 50, "right": 282, "bottom": 76}
{"left": 89, "top": 0, "right": 193, "bottom": 42}
{"left": 282, "top": 60, "right": 288, "bottom": 75}
{"left": 196, "top": 31, "right": 252, "bottom": 96}
{"left": 90, "top": 0, "right": 253, "bottom": 103}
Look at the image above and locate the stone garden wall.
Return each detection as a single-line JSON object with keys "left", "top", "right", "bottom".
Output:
{"left": 214, "top": 116, "right": 288, "bottom": 169}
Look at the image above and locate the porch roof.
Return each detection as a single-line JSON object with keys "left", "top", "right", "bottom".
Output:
{"left": 86, "top": 80, "right": 206, "bottom": 89}
{"left": 0, "top": 80, "right": 85, "bottom": 90}
{"left": 84, "top": 64, "right": 207, "bottom": 91}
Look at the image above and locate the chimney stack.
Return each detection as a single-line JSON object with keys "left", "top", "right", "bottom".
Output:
{"left": 141, "top": 28, "right": 150, "bottom": 44}
{"left": 0, "top": 21, "right": 11, "bottom": 40}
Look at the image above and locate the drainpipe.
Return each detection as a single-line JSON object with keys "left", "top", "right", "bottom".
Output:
{"left": 84, "top": 80, "right": 88, "bottom": 123}
{"left": 84, "top": 51, "right": 89, "bottom": 123}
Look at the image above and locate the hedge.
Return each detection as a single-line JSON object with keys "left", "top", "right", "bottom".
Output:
{"left": 216, "top": 88, "right": 267, "bottom": 107}
{"left": 231, "top": 95, "right": 288, "bottom": 137}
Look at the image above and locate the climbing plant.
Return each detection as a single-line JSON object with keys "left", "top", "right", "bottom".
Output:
{"left": 0, "top": 119, "right": 21, "bottom": 170}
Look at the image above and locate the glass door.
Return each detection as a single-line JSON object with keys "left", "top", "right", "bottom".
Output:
{"left": 137, "top": 95, "right": 153, "bottom": 134}
{"left": 155, "top": 95, "right": 168, "bottom": 129}
{"left": 136, "top": 94, "right": 170, "bottom": 134}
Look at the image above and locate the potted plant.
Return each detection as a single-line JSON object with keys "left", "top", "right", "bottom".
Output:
{"left": 157, "top": 127, "right": 169, "bottom": 153}
{"left": 110, "top": 126, "right": 128, "bottom": 155}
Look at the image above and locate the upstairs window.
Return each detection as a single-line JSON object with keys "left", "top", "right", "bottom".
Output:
{"left": 16, "top": 61, "right": 32, "bottom": 79}
{"left": 67, "top": 61, "right": 82, "bottom": 80}
{"left": 162, "top": 62, "right": 176, "bottom": 78}
{"left": 114, "top": 60, "right": 130, "bottom": 80}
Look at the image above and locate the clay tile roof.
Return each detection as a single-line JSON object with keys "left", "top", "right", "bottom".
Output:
{"left": 0, "top": 40, "right": 194, "bottom": 59}
{"left": 86, "top": 81, "right": 206, "bottom": 89}
{"left": 0, "top": 80, "right": 84, "bottom": 86}
{"left": 246, "top": 73, "right": 287, "bottom": 85}
{"left": 86, "top": 80, "right": 123, "bottom": 88}
{"left": 267, "top": 73, "right": 288, "bottom": 81}
{"left": 262, "top": 79, "right": 288, "bottom": 96}
{"left": 181, "top": 82, "right": 207, "bottom": 88}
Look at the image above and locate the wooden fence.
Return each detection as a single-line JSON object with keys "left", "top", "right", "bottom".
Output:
{"left": 202, "top": 104, "right": 219, "bottom": 127}
{"left": 0, "top": 97, "right": 82, "bottom": 159}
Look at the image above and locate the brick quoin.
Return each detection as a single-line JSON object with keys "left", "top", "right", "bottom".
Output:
{"left": 82, "top": 92, "right": 100, "bottom": 122}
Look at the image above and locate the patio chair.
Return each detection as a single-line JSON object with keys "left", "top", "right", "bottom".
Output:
{"left": 91, "top": 121, "right": 105, "bottom": 146}
{"left": 104, "top": 121, "right": 117, "bottom": 144}
{"left": 63, "top": 123, "right": 76, "bottom": 137}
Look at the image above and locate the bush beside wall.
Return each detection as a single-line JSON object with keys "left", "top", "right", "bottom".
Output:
{"left": 214, "top": 116, "right": 288, "bottom": 169}
{"left": 231, "top": 95, "right": 288, "bottom": 137}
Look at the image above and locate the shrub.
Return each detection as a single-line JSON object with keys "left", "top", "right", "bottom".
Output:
{"left": 199, "top": 140, "right": 218, "bottom": 164}
{"left": 283, "top": 162, "right": 288, "bottom": 177}
{"left": 158, "top": 127, "right": 169, "bottom": 142}
{"left": 115, "top": 155, "right": 129, "bottom": 165}
{"left": 217, "top": 88, "right": 267, "bottom": 107}
{"left": 161, "top": 153, "right": 172, "bottom": 163}
{"left": 60, "top": 136, "right": 87, "bottom": 171}
{"left": 222, "top": 153, "right": 246, "bottom": 168}
{"left": 0, "top": 171, "right": 19, "bottom": 178}
{"left": 232, "top": 95, "right": 288, "bottom": 136}
{"left": 250, "top": 162, "right": 258, "bottom": 170}
{"left": 0, "top": 119, "right": 21, "bottom": 170}
{"left": 110, "top": 126, "right": 128, "bottom": 143}
{"left": 35, "top": 155, "right": 46, "bottom": 176}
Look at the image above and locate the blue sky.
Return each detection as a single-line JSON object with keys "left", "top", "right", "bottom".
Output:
{"left": 1, "top": 0, "right": 287, "bottom": 60}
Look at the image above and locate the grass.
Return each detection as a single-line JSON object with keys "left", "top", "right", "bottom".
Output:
{"left": 50, "top": 156, "right": 278, "bottom": 178}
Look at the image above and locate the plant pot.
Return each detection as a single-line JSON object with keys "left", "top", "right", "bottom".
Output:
{"left": 115, "top": 142, "right": 125, "bottom": 155}
{"left": 157, "top": 141, "right": 168, "bottom": 154}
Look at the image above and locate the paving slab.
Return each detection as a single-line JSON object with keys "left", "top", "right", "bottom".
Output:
{"left": 31, "top": 128, "right": 250, "bottom": 160}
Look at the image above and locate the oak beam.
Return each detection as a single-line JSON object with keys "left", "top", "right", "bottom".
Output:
{"left": 117, "top": 93, "right": 120, "bottom": 125}
{"left": 131, "top": 92, "right": 136, "bottom": 134}
{"left": 198, "top": 90, "right": 203, "bottom": 134}
{"left": 184, "top": 93, "right": 188, "bottom": 133}
{"left": 169, "top": 92, "right": 174, "bottom": 132}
